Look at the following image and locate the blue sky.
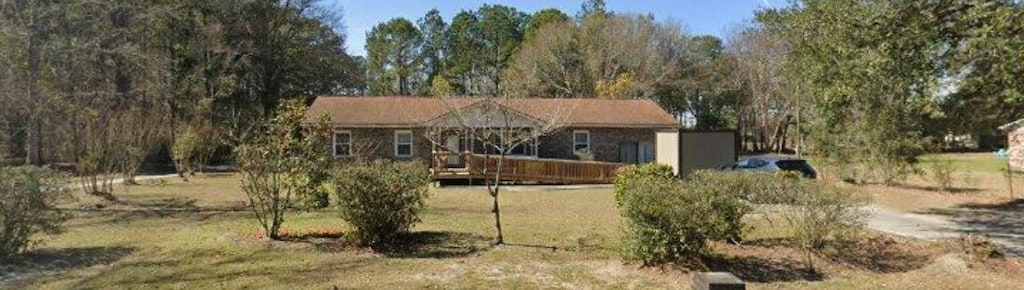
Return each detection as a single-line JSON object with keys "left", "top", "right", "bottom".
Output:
{"left": 326, "top": 0, "right": 776, "bottom": 57}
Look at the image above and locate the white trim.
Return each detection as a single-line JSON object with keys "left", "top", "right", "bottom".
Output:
{"left": 394, "top": 130, "right": 414, "bottom": 157}
{"left": 333, "top": 130, "right": 352, "bottom": 157}
{"left": 573, "top": 130, "right": 591, "bottom": 151}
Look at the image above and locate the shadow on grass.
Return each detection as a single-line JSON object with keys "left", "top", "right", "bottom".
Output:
{"left": 922, "top": 199, "right": 1024, "bottom": 257}
{"left": 821, "top": 236, "right": 934, "bottom": 273}
{"left": 281, "top": 230, "right": 494, "bottom": 259}
{"left": 380, "top": 231, "right": 494, "bottom": 258}
{"left": 888, "top": 183, "right": 983, "bottom": 194}
{"left": 1, "top": 247, "right": 135, "bottom": 282}
{"left": 710, "top": 235, "right": 935, "bottom": 282}
{"left": 67, "top": 248, "right": 376, "bottom": 288}
{"left": 704, "top": 255, "right": 822, "bottom": 283}
{"left": 62, "top": 196, "right": 248, "bottom": 225}
{"left": 504, "top": 243, "right": 558, "bottom": 251}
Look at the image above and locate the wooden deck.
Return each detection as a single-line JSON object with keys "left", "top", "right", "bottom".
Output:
{"left": 432, "top": 153, "right": 622, "bottom": 184}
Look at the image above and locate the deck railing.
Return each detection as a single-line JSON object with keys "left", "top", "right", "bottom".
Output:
{"left": 436, "top": 153, "right": 621, "bottom": 184}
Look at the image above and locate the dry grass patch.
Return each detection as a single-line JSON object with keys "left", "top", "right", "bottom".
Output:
{"left": 2, "top": 172, "right": 1023, "bottom": 289}
{"left": 864, "top": 153, "right": 1021, "bottom": 212}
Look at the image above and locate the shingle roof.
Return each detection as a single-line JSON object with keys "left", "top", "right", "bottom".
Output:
{"left": 306, "top": 96, "right": 678, "bottom": 128}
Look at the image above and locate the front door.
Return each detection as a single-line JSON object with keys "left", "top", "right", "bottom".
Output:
{"left": 445, "top": 135, "right": 462, "bottom": 167}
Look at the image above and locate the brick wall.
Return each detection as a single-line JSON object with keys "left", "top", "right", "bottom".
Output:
{"left": 336, "top": 126, "right": 665, "bottom": 165}
{"left": 1010, "top": 128, "right": 1024, "bottom": 171}
{"left": 332, "top": 128, "right": 433, "bottom": 164}
{"left": 538, "top": 128, "right": 660, "bottom": 163}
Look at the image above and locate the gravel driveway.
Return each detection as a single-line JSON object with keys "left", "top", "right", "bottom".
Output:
{"left": 866, "top": 205, "right": 1024, "bottom": 256}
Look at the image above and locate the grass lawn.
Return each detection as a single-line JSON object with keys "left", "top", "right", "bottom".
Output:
{"left": 865, "top": 153, "right": 1023, "bottom": 212}
{"left": 3, "top": 171, "right": 1023, "bottom": 289}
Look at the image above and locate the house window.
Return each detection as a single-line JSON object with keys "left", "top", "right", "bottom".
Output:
{"left": 494, "top": 130, "right": 535, "bottom": 156}
{"left": 395, "top": 130, "right": 413, "bottom": 157}
{"left": 508, "top": 138, "right": 535, "bottom": 156}
{"left": 333, "top": 131, "right": 351, "bottom": 157}
{"left": 573, "top": 130, "right": 590, "bottom": 151}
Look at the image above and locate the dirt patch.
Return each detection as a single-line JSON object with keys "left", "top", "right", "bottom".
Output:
{"left": 702, "top": 233, "right": 943, "bottom": 283}
{"left": 821, "top": 235, "right": 937, "bottom": 273}
{"left": 943, "top": 235, "right": 1024, "bottom": 276}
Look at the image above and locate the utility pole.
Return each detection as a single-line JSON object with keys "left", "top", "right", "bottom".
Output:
{"left": 1008, "top": 159, "right": 1015, "bottom": 200}
{"left": 795, "top": 93, "right": 802, "bottom": 159}
{"left": 998, "top": 148, "right": 1015, "bottom": 200}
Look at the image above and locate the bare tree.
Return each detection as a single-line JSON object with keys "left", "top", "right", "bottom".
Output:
{"left": 728, "top": 24, "right": 796, "bottom": 153}
{"left": 422, "top": 96, "right": 566, "bottom": 244}
{"left": 505, "top": 13, "right": 691, "bottom": 100}
{"left": 116, "top": 108, "right": 171, "bottom": 185}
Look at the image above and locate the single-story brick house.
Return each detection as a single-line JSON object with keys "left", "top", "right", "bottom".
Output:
{"left": 999, "top": 118, "right": 1024, "bottom": 171}
{"left": 306, "top": 96, "right": 678, "bottom": 166}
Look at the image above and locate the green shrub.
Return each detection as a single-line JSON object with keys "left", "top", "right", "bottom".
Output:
{"left": 333, "top": 160, "right": 431, "bottom": 248}
{"left": 172, "top": 121, "right": 219, "bottom": 179}
{"left": 688, "top": 170, "right": 804, "bottom": 205}
{"left": 614, "top": 163, "right": 675, "bottom": 208}
{"left": 686, "top": 171, "right": 778, "bottom": 240}
{"left": 293, "top": 149, "right": 334, "bottom": 210}
{"left": 0, "top": 166, "right": 71, "bottom": 258}
{"left": 783, "top": 181, "right": 869, "bottom": 248}
{"left": 236, "top": 100, "right": 332, "bottom": 239}
{"left": 618, "top": 175, "right": 749, "bottom": 265}
{"left": 689, "top": 169, "right": 870, "bottom": 271}
{"left": 774, "top": 179, "right": 870, "bottom": 270}
{"left": 923, "top": 158, "right": 956, "bottom": 192}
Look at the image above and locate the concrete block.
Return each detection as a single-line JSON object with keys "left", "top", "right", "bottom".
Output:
{"left": 693, "top": 272, "right": 745, "bottom": 290}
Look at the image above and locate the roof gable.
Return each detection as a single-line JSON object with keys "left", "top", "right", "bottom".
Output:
{"left": 425, "top": 99, "right": 546, "bottom": 128}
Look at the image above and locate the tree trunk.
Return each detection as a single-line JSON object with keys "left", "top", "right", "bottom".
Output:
{"left": 795, "top": 100, "right": 803, "bottom": 158}
{"left": 25, "top": 2, "right": 44, "bottom": 166}
{"left": 485, "top": 151, "right": 505, "bottom": 245}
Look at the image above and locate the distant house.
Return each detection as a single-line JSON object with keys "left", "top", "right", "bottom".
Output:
{"left": 999, "top": 118, "right": 1024, "bottom": 170}
{"left": 306, "top": 96, "right": 678, "bottom": 168}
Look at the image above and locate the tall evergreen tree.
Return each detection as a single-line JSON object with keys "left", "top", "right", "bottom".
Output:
{"left": 418, "top": 9, "right": 446, "bottom": 89}
{"left": 366, "top": 17, "right": 424, "bottom": 95}
{"left": 525, "top": 8, "right": 570, "bottom": 41}
{"left": 475, "top": 4, "right": 529, "bottom": 95}
{"left": 444, "top": 10, "right": 481, "bottom": 95}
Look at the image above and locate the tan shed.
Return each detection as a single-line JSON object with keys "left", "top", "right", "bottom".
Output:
{"left": 656, "top": 130, "right": 739, "bottom": 176}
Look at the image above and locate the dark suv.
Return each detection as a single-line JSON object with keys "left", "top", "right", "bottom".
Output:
{"left": 721, "top": 156, "right": 818, "bottom": 179}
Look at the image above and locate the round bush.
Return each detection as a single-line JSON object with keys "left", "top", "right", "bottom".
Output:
{"left": 618, "top": 175, "right": 749, "bottom": 265}
{"left": 614, "top": 163, "right": 675, "bottom": 208}
{"left": 333, "top": 160, "right": 431, "bottom": 248}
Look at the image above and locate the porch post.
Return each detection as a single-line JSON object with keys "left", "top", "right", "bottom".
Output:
{"left": 532, "top": 127, "right": 539, "bottom": 157}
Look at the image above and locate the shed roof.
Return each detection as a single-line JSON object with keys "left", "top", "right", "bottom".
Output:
{"left": 999, "top": 118, "right": 1024, "bottom": 132}
{"left": 306, "top": 96, "right": 678, "bottom": 129}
